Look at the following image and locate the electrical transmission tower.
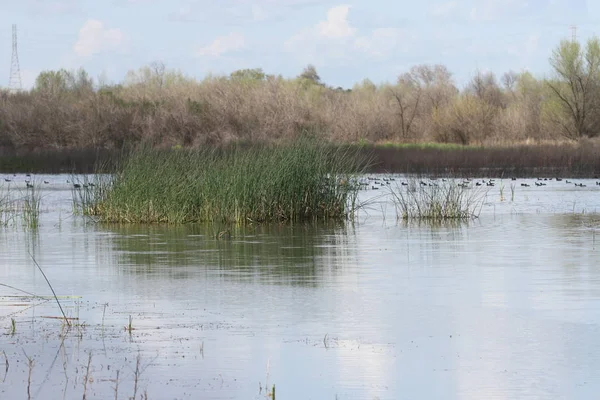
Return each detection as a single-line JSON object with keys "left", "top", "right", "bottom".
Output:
{"left": 9, "top": 24, "right": 22, "bottom": 93}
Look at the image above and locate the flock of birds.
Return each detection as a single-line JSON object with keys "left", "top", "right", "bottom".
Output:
{"left": 2, "top": 174, "right": 93, "bottom": 189}
{"left": 3, "top": 174, "right": 600, "bottom": 191}
{"left": 357, "top": 176, "right": 600, "bottom": 191}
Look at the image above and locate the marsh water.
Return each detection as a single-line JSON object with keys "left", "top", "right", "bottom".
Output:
{"left": 1, "top": 174, "right": 600, "bottom": 399}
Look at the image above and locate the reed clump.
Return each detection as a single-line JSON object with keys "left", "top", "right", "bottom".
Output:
{"left": 389, "top": 179, "right": 485, "bottom": 220}
{"left": 22, "top": 186, "right": 41, "bottom": 229}
{"left": 84, "top": 141, "right": 363, "bottom": 224}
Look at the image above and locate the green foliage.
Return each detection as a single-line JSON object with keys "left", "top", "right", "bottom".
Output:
{"left": 34, "top": 68, "right": 93, "bottom": 97}
{"left": 85, "top": 141, "right": 363, "bottom": 224}
{"left": 375, "top": 142, "right": 478, "bottom": 151}
{"left": 389, "top": 179, "right": 485, "bottom": 220}
{"left": 22, "top": 185, "right": 41, "bottom": 229}
{"left": 230, "top": 68, "right": 266, "bottom": 82}
{"left": 547, "top": 37, "right": 600, "bottom": 138}
{"left": 298, "top": 64, "right": 322, "bottom": 86}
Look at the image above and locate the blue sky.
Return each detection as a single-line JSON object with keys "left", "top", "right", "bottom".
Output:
{"left": 1, "top": 0, "right": 598, "bottom": 90}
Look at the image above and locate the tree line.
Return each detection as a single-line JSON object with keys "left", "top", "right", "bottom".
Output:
{"left": 1, "top": 37, "right": 599, "bottom": 151}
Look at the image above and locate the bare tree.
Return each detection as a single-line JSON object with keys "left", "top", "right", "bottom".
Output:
{"left": 411, "top": 64, "right": 457, "bottom": 111}
{"left": 391, "top": 72, "right": 422, "bottom": 139}
{"left": 150, "top": 61, "right": 166, "bottom": 90}
{"left": 467, "top": 71, "right": 504, "bottom": 108}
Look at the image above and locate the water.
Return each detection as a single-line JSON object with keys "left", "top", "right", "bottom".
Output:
{"left": 1, "top": 174, "right": 600, "bottom": 399}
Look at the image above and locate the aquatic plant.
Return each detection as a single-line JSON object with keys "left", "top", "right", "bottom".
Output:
{"left": 389, "top": 179, "right": 486, "bottom": 220}
{"left": 22, "top": 185, "right": 41, "bottom": 229}
{"left": 126, "top": 315, "right": 134, "bottom": 334}
{"left": 84, "top": 140, "right": 364, "bottom": 224}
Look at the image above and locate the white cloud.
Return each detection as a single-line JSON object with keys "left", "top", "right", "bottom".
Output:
{"left": 317, "top": 5, "right": 355, "bottom": 38}
{"left": 73, "top": 20, "right": 127, "bottom": 57}
{"left": 284, "top": 5, "right": 357, "bottom": 62}
{"left": 197, "top": 32, "right": 246, "bottom": 57}
{"left": 285, "top": 6, "right": 408, "bottom": 64}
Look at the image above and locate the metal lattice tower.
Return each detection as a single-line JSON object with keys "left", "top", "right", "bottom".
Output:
{"left": 9, "top": 24, "right": 22, "bottom": 93}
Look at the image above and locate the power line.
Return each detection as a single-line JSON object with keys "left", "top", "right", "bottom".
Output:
{"left": 9, "top": 24, "right": 22, "bottom": 93}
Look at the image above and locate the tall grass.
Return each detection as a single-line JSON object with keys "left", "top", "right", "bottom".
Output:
{"left": 84, "top": 141, "right": 364, "bottom": 224}
{"left": 389, "top": 179, "right": 486, "bottom": 220}
{"left": 22, "top": 186, "right": 41, "bottom": 229}
{"left": 0, "top": 184, "right": 39, "bottom": 227}
{"left": 0, "top": 188, "right": 13, "bottom": 227}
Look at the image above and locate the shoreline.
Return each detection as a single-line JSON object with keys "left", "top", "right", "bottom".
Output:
{"left": 0, "top": 142, "right": 599, "bottom": 178}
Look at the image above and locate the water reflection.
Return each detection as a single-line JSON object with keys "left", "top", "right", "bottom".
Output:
{"left": 106, "top": 222, "right": 357, "bottom": 287}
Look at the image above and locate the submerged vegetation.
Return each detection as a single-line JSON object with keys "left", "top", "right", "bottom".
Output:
{"left": 78, "top": 141, "right": 364, "bottom": 224}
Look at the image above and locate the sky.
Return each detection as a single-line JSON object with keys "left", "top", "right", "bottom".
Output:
{"left": 1, "top": 0, "right": 599, "bottom": 90}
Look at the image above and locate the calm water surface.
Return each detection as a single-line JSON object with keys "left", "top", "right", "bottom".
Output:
{"left": 1, "top": 175, "right": 600, "bottom": 399}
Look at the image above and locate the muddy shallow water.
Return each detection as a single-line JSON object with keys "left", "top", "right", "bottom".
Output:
{"left": 1, "top": 174, "right": 600, "bottom": 399}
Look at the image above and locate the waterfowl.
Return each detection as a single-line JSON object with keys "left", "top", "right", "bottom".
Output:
{"left": 44, "top": 180, "right": 49, "bottom": 184}
{"left": 521, "top": 183, "right": 530, "bottom": 187}
{"left": 73, "top": 183, "right": 82, "bottom": 189}
{"left": 26, "top": 182, "right": 33, "bottom": 188}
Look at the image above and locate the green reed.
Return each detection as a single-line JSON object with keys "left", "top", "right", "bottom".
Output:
{"left": 389, "top": 179, "right": 486, "bottom": 220}
{"left": 83, "top": 140, "right": 363, "bottom": 224}
{"left": 22, "top": 185, "right": 41, "bottom": 229}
